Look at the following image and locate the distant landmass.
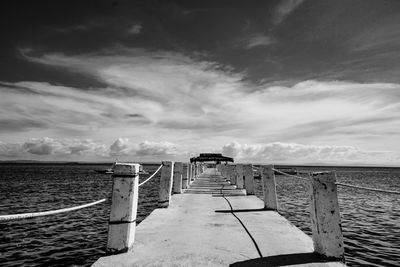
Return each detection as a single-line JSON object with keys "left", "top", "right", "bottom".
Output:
{"left": 0, "top": 159, "right": 398, "bottom": 168}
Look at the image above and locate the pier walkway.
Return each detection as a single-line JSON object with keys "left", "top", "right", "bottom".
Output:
{"left": 93, "top": 168, "right": 344, "bottom": 267}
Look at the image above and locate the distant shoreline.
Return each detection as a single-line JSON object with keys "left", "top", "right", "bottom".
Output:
{"left": 1, "top": 160, "right": 399, "bottom": 168}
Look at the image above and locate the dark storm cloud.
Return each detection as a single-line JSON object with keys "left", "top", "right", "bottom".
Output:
{"left": 2, "top": 0, "right": 400, "bottom": 85}
{"left": 0, "top": 119, "right": 47, "bottom": 132}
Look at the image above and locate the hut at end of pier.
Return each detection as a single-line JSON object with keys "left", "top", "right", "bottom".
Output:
{"left": 190, "top": 153, "right": 233, "bottom": 167}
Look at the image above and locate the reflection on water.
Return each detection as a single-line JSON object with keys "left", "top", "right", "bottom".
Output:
{"left": 0, "top": 164, "right": 399, "bottom": 266}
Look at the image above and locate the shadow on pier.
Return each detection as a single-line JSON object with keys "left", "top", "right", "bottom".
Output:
{"left": 230, "top": 252, "right": 337, "bottom": 267}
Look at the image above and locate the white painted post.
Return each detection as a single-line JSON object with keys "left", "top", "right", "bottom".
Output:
{"left": 243, "top": 164, "right": 255, "bottom": 195}
{"left": 261, "top": 165, "right": 278, "bottom": 210}
{"left": 310, "top": 171, "right": 344, "bottom": 260}
{"left": 225, "top": 165, "right": 231, "bottom": 182}
{"left": 236, "top": 164, "right": 244, "bottom": 189}
{"left": 189, "top": 163, "right": 193, "bottom": 183}
{"left": 159, "top": 161, "right": 174, "bottom": 208}
{"left": 222, "top": 165, "right": 227, "bottom": 179}
{"left": 227, "top": 165, "right": 236, "bottom": 185}
{"left": 173, "top": 162, "right": 183, "bottom": 194}
{"left": 182, "top": 163, "right": 189, "bottom": 189}
{"left": 106, "top": 163, "right": 141, "bottom": 254}
{"left": 219, "top": 164, "right": 224, "bottom": 176}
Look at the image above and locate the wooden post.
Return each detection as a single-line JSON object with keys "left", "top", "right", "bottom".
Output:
{"left": 261, "top": 165, "right": 278, "bottom": 210}
{"left": 243, "top": 164, "right": 255, "bottom": 195}
{"left": 236, "top": 164, "right": 244, "bottom": 189}
{"left": 227, "top": 165, "right": 236, "bottom": 185}
{"left": 182, "top": 163, "right": 189, "bottom": 189}
{"left": 222, "top": 165, "right": 227, "bottom": 179}
{"left": 310, "top": 171, "right": 344, "bottom": 260}
{"left": 173, "top": 162, "right": 183, "bottom": 194}
{"left": 189, "top": 163, "right": 193, "bottom": 183}
{"left": 191, "top": 163, "right": 195, "bottom": 182}
{"left": 159, "top": 161, "right": 174, "bottom": 208}
{"left": 106, "top": 163, "right": 141, "bottom": 254}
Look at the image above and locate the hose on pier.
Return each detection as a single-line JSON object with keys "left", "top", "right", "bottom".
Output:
{"left": 219, "top": 185, "right": 263, "bottom": 258}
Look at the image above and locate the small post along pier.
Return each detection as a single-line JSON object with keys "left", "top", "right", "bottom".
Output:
{"left": 94, "top": 153, "right": 345, "bottom": 266}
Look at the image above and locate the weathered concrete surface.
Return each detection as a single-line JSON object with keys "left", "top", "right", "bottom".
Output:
{"left": 93, "top": 169, "right": 345, "bottom": 267}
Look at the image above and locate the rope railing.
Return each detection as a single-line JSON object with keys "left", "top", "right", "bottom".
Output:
{"left": 0, "top": 198, "right": 106, "bottom": 222}
{"left": 272, "top": 168, "right": 310, "bottom": 181}
{"left": 335, "top": 182, "right": 400, "bottom": 195}
{"left": 138, "top": 164, "right": 162, "bottom": 187}
{"left": 271, "top": 167, "right": 400, "bottom": 195}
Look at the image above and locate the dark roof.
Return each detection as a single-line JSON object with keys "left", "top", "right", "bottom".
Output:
{"left": 190, "top": 153, "right": 234, "bottom": 163}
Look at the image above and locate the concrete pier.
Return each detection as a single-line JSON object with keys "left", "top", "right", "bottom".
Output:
{"left": 94, "top": 168, "right": 345, "bottom": 267}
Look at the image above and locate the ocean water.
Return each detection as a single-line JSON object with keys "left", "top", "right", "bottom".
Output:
{"left": 0, "top": 164, "right": 399, "bottom": 266}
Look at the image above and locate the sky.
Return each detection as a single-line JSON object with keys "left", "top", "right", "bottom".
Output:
{"left": 1, "top": 0, "right": 400, "bottom": 165}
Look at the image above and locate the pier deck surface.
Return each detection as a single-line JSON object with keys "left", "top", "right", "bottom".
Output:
{"left": 93, "top": 169, "right": 345, "bottom": 267}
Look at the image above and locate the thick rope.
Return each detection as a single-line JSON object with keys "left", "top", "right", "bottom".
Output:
{"left": 0, "top": 198, "right": 106, "bottom": 222}
{"left": 336, "top": 183, "right": 400, "bottom": 195}
{"left": 138, "top": 164, "right": 162, "bottom": 187}
{"left": 272, "top": 168, "right": 400, "bottom": 195}
{"left": 272, "top": 168, "right": 310, "bottom": 181}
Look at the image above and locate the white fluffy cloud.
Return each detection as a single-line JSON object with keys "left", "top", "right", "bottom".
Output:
{"left": 1, "top": 138, "right": 399, "bottom": 165}
{"left": 0, "top": 138, "right": 108, "bottom": 159}
{"left": 110, "top": 138, "right": 177, "bottom": 157}
{"left": 1, "top": 47, "right": 399, "bottom": 164}
{"left": 0, "top": 137, "right": 177, "bottom": 161}
{"left": 222, "top": 141, "right": 400, "bottom": 165}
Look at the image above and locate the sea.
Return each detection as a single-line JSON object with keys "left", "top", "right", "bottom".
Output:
{"left": 0, "top": 163, "right": 399, "bottom": 266}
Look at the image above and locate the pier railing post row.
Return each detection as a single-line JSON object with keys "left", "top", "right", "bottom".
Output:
{"left": 309, "top": 171, "right": 344, "bottom": 261}
{"left": 236, "top": 164, "right": 244, "bottom": 189}
{"left": 182, "top": 163, "right": 189, "bottom": 189}
{"left": 173, "top": 162, "right": 183, "bottom": 194}
{"left": 159, "top": 161, "right": 174, "bottom": 208}
{"left": 261, "top": 165, "right": 278, "bottom": 210}
{"left": 220, "top": 164, "right": 225, "bottom": 178}
{"left": 192, "top": 163, "right": 196, "bottom": 181}
{"left": 190, "top": 163, "right": 194, "bottom": 183}
{"left": 222, "top": 165, "right": 228, "bottom": 180}
{"left": 243, "top": 164, "right": 255, "bottom": 195}
{"left": 227, "top": 165, "right": 235, "bottom": 185}
{"left": 106, "top": 163, "right": 141, "bottom": 254}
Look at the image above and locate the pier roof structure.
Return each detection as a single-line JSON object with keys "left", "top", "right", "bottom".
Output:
{"left": 190, "top": 153, "right": 233, "bottom": 163}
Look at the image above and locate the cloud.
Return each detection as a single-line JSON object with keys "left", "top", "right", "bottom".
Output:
{"left": 222, "top": 141, "right": 400, "bottom": 165}
{"left": 245, "top": 35, "right": 275, "bottom": 49}
{"left": 0, "top": 138, "right": 108, "bottom": 159}
{"left": 6, "top": 47, "right": 400, "bottom": 161}
{"left": 0, "top": 142, "right": 25, "bottom": 158}
{"left": 22, "top": 137, "right": 108, "bottom": 157}
{"left": 110, "top": 138, "right": 177, "bottom": 157}
{"left": 126, "top": 24, "right": 142, "bottom": 35}
{"left": 110, "top": 138, "right": 132, "bottom": 156}
{"left": 136, "top": 141, "right": 176, "bottom": 156}
{"left": 272, "top": 0, "right": 305, "bottom": 26}
{"left": 0, "top": 118, "right": 47, "bottom": 132}
{"left": 0, "top": 137, "right": 178, "bottom": 160}
{"left": 1, "top": 137, "right": 399, "bottom": 165}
